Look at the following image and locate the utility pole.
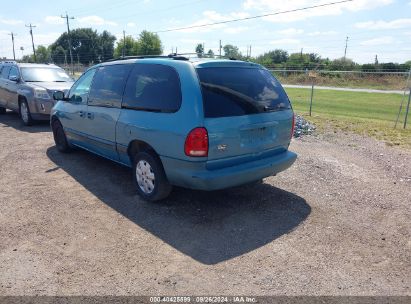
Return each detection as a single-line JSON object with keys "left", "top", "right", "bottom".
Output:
{"left": 343, "top": 36, "right": 349, "bottom": 61}
{"left": 219, "top": 40, "right": 222, "bottom": 58}
{"left": 8, "top": 32, "right": 16, "bottom": 60}
{"left": 25, "top": 23, "right": 37, "bottom": 62}
{"left": 249, "top": 45, "right": 251, "bottom": 58}
{"left": 61, "top": 13, "right": 75, "bottom": 74}
{"left": 122, "top": 30, "right": 126, "bottom": 57}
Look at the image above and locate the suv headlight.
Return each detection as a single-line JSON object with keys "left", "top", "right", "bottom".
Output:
{"left": 34, "top": 88, "right": 51, "bottom": 100}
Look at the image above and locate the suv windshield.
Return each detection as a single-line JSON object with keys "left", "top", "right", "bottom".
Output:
{"left": 21, "top": 67, "right": 71, "bottom": 82}
{"left": 196, "top": 67, "right": 291, "bottom": 118}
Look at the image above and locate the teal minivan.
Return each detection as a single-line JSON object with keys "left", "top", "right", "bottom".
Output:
{"left": 51, "top": 56, "right": 297, "bottom": 201}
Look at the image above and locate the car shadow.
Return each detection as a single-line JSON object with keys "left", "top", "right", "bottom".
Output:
{"left": 46, "top": 146, "right": 310, "bottom": 265}
{"left": 0, "top": 110, "right": 50, "bottom": 133}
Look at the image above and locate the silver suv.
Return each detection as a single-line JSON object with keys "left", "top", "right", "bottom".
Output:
{"left": 0, "top": 62, "right": 74, "bottom": 125}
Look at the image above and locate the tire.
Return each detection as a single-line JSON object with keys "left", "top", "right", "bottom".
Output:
{"left": 19, "top": 99, "right": 33, "bottom": 126}
{"left": 0, "top": 107, "right": 6, "bottom": 114}
{"left": 52, "top": 120, "right": 71, "bottom": 153}
{"left": 132, "top": 151, "right": 172, "bottom": 202}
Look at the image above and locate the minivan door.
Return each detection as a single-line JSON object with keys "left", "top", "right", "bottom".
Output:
{"left": 60, "top": 68, "right": 97, "bottom": 147}
{"left": 196, "top": 66, "right": 293, "bottom": 163}
{"left": 84, "top": 64, "right": 132, "bottom": 160}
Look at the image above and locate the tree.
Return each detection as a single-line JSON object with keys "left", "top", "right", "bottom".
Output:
{"left": 136, "top": 30, "right": 162, "bottom": 55}
{"left": 36, "top": 45, "right": 51, "bottom": 63}
{"left": 223, "top": 44, "right": 241, "bottom": 58}
{"left": 21, "top": 45, "right": 51, "bottom": 63}
{"left": 49, "top": 28, "right": 116, "bottom": 64}
{"left": 195, "top": 43, "right": 204, "bottom": 57}
{"left": 206, "top": 49, "right": 214, "bottom": 58}
{"left": 309, "top": 53, "right": 321, "bottom": 63}
{"left": 114, "top": 36, "right": 138, "bottom": 58}
{"left": 329, "top": 57, "right": 356, "bottom": 71}
{"left": 255, "top": 49, "right": 289, "bottom": 65}
{"left": 51, "top": 46, "right": 67, "bottom": 64}
{"left": 99, "top": 30, "right": 116, "bottom": 61}
{"left": 21, "top": 55, "right": 33, "bottom": 63}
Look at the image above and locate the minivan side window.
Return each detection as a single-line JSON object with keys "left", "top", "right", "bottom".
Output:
{"left": 122, "top": 64, "right": 182, "bottom": 113}
{"left": 88, "top": 64, "right": 132, "bottom": 108}
{"left": 1, "top": 66, "right": 11, "bottom": 79}
{"left": 8, "top": 66, "right": 19, "bottom": 79}
{"left": 68, "top": 68, "right": 97, "bottom": 104}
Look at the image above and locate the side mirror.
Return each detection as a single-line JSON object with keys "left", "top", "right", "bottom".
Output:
{"left": 9, "top": 75, "right": 20, "bottom": 82}
{"left": 53, "top": 91, "right": 65, "bottom": 101}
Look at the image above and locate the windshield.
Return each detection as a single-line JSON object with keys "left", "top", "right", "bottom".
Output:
{"left": 197, "top": 67, "right": 291, "bottom": 118}
{"left": 21, "top": 67, "right": 72, "bottom": 82}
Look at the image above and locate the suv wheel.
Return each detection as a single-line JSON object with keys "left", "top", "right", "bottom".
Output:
{"left": 0, "top": 107, "right": 6, "bottom": 114}
{"left": 52, "top": 120, "right": 71, "bottom": 153}
{"left": 19, "top": 100, "right": 33, "bottom": 126}
{"left": 133, "top": 151, "right": 172, "bottom": 202}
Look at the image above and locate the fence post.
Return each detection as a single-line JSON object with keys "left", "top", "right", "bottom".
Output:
{"left": 309, "top": 83, "right": 314, "bottom": 116}
{"left": 404, "top": 88, "right": 411, "bottom": 129}
{"left": 394, "top": 68, "right": 411, "bottom": 128}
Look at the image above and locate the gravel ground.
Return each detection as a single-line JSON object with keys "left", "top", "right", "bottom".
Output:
{"left": 0, "top": 111, "right": 410, "bottom": 296}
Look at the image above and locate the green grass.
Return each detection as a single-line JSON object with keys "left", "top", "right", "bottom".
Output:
{"left": 285, "top": 88, "right": 411, "bottom": 149}
{"left": 275, "top": 73, "right": 409, "bottom": 91}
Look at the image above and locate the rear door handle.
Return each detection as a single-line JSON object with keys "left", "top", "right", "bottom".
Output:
{"left": 79, "top": 111, "right": 85, "bottom": 117}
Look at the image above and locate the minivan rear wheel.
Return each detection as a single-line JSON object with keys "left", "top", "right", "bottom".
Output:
{"left": 0, "top": 107, "right": 6, "bottom": 114}
{"left": 132, "top": 151, "right": 172, "bottom": 202}
{"left": 52, "top": 120, "right": 71, "bottom": 153}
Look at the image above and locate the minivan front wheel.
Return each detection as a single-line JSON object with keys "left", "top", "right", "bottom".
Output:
{"left": 133, "top": 151, "right": 172, "bottom": 202}
{"left": 52, "top": 120, "right": 71, "bottom": 153}
{"left": 19, "top": 100, "right": 33, "bottom": 126}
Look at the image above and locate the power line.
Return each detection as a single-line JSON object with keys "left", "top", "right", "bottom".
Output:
{"left": 155, "top": 0, "right": 354, "bottom": 33}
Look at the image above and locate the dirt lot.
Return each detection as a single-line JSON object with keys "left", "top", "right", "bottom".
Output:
{"left": 0, "top": 111, "right": 410, "bottom": 296}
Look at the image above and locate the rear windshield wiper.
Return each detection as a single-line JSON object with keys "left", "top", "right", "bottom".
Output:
{"left": 264, "top": 104, "right": 291, "bottom": 112}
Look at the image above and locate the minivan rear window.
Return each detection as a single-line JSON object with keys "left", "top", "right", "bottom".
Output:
{"left": 196, "top": 67, "right": 291, "bottom": 118}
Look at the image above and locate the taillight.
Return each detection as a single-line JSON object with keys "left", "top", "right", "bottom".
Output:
{"left": 290, "top": 113, "right": 295, "bottom": 139}
{"left": 185, "top": 127, "right": 208, "bottom": 157}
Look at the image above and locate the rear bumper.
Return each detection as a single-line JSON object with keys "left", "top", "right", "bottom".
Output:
{"left": 161, "top": 150, "right": 297, "bottom": 191}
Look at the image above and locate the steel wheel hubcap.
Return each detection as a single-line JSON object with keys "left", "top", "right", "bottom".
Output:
{"left": 21, "top": 103, "right": 28, "bottom": 123}
{"left": 136, "top": 160, "right": 155, "bottom": 194}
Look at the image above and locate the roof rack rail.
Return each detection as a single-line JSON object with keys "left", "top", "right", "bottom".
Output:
{"left": 105, "top": 54, "right": 190, "bottom": 62}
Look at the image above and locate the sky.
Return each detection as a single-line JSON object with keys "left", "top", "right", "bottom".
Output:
{"left": 0, "top": 0, "right": 410, "bottom": 64}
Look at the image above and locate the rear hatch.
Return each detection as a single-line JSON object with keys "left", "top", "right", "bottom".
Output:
{"left": 196, "top": 63, "right": 293, "bottom": 167}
